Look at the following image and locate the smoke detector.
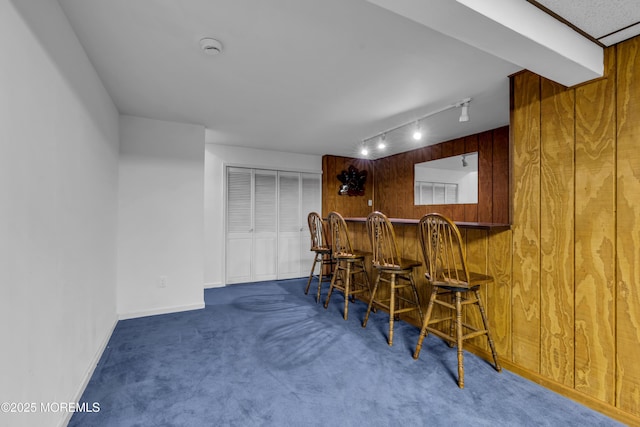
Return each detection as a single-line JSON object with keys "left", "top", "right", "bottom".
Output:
{"left": 199, "top": 38, "right": 223, "bottom": 55}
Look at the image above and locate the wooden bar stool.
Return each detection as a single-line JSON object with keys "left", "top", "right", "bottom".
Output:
{"left": 362, "top": 211, "right": 423, "bottom": 346}
{"left": 304, "top": 212, "right": 334, "bottom": 303}
{"left": 324, "top": 211, "right": 371, "bottom": 320}
{"left": 413, "top": 213, "right": 501, "bottom": 388}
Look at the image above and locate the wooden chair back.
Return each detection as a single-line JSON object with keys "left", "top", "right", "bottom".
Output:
{"left": 366, "top": 211, "right": 402, "bottom": 269}
{"left": 307, "top": 212, "right": 329, "bottom": 251}
{"left": 418, "top": 213, "right": 470, "bottom": 287}
{"left": 327, "top": 211, "right": 355, "bottom": 257}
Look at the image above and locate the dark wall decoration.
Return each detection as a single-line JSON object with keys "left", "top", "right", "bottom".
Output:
{"left": 337, "top": 165, "right": 367, "bottom": 196}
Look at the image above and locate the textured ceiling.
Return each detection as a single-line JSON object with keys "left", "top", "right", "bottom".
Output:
{"left": 533, "top": 0, "right": 640, "bottom": 46}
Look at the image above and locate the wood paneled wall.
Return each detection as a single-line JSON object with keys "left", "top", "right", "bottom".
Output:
{"left": 374, "top": 128, "right": 509, "bottom": 223}
{"left": 510, "top": 38, "right": 640, "bottom": 424}
{"left": 322, "top": 156, "right": 375, "bottom": 218}
{"left": 322, "top": 127, "right": 509, "bottom": 223}
{"left": 320, "top": 36, "right": 640, "bottom": 425}
{"left": 616, "top": 36, "right": 640, "bottom": 421}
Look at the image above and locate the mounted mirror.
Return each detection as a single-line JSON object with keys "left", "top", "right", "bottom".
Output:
{"left": 414, "top": 152, "right": 478, "bottom": 205}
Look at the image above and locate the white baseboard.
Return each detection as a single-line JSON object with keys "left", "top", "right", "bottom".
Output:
{"left": 118, "top": 302, "right": 205, "bottom": 320}
{"left": 204, "top": 281, "right": 224, "bottom": 289}
{"left": 59, "top": 316, "right": 118, "bottom": 427}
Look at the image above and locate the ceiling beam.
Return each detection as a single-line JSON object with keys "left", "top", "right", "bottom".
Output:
{"left": 367, "top": 0, "right": 603, "bottom": 87}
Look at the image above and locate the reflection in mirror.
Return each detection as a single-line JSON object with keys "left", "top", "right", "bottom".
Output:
{"left": 414, "top": 152, "right": 478, "bottom": 205}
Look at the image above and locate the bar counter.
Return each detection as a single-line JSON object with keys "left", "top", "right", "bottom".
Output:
{"left": 344, "top": 217, "right": 511, "bottom": 230}
{"left": 338, "top": 216, "right": 512, "bottom": 356}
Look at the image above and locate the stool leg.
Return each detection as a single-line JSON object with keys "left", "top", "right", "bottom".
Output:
{"left": 315, "top": 255, "right": 325, "bottom": 303}
{"left": 324, "top": 261, "right": 340, "bottom": 309}
{"left": 448, "top": 292, "right": 456, "bottom": 347}
{"left": 455, "top": 291, "right": 464, "bottom": 388}
{"left": 414, "top": 286, "right": 438, "bottom": 359}
{"left": 304, "top": 253, "right": 318, "bottom": 296}
{"left": 475, "top": 289, "right": 502, "bottom": 372}
{"left": 360, "top": 260, "right": 372, "bottom": 299}
{"left": 388, "top": 273, "right": 396, "bottom": 346}
{"left": 343, "top": 261, "right": 352, "bottom": 320}
{"left": 362, "top": 270, "right": 380, "bottom": 328}
{"left": 408, "top": 273, "right": 423, "bottom": 320}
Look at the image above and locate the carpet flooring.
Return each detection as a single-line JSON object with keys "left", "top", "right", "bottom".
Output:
{"left": 70, "top": 278, "right": 623, "bottom": 426}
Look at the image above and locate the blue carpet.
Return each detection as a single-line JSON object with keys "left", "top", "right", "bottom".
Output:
{"left": 70, "top": 278, "right": 622, "bottom": 426}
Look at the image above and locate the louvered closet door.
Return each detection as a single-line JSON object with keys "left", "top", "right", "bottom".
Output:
{"left": 278, "top": 172, "right": 301, "bottom": 279}
{"left": 445, "top": 183, "right": 458, "bottom": 203}
{"left": 300, "top": 173, "right": 322, "bottom": 270}
{"left": 253, "top": 170, "right": 277, "bottom": 281}
{"left": 226, "top": 167, "right": 252, "bottom": 284}
{"left": 226, "top": 167, "right": 322, "bottom": 284}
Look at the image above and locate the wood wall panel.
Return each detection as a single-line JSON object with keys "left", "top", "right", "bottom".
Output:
{"left": 319, "top": 36, "right": 640, "bottom": 425}
{"left": 463, "top": 204, "right": 478, "bottom": 223}
{"left": 398, "top": 222, "right": 423, "bottom": 325}
{"left": 322, "top": 155, "right": 337, "bottom": 215}
{"left": 616, "top": 37, "right": 640, "bottom": 416}
{"left": 487, "top": 229, "right": 512, "bottom": 357}
{"left": 465, "top": 228, "right": 490, "bottom": 350}
{"left": 539, "top": 79, "right": 575, "bottom": 387}
{"left": 504, "top": 38, "right": 640, "bottom": 423}
{"left": 442, "top": 140, "right": 453, "bottom": 158}
{"left": 396, "top": 152, "right": 412, "bottom": 218}
{"left": 358, "top": 127, "right": 509, "bottom": 223}
{"left": 453, "top": 137, "right": 466, "bottom": 155}
{"left": 465, "top": 134, "right": 479, "bottom": 153}
{"left": 574, "top": 48, "right": 617, "bottom": 404}
{"left": 492, "top": 127, "right": 510, "bottom": 224}
{"left": 321, "top": 156, "right": 374, "bottom": 218}
{"left": 511, "top": 71, "right": 541, "bottom": 372}
{"left": 478, "top": 132, "right": 493, "bottom": 222}
{"left": 374, "top": 157, "right": 391, "bottom": 217}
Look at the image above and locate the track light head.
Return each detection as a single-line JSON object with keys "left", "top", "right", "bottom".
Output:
{"left": 412, "top": 122, "right": 422, "bottom": 140}
{"left": 459, "top": 102, "right": 470, "bottom": 122}
{"left": 377, "top": 134, "right": 386, "bottom": 150}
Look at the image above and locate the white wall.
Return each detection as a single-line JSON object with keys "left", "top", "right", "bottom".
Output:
{"left": 458, "top": 171, "right": 478, "bottom": 203}
{"left": 118, "top": 116, "right": 205, "bottom": 318}
{"left": 0, "top": 1, "right": 119, "bottom": 426}
{"left": 204, "top": 144, "right": 322, "bottom": 287}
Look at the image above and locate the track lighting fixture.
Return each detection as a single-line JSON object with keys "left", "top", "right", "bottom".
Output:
{"left": 359, "top": 97, "right": 472, "bottom": 158}
{"left": 412, "top": 122, "right": 423, "bottom": 141}
{"left": 459, "top": 102, "right": 470, "bottom": 122}
{"left": 462, "top": 155, "right": 468, "bottom": 167}
{"left": 378, "top": 134, "right": 387, "bottom": 150}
